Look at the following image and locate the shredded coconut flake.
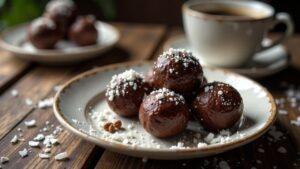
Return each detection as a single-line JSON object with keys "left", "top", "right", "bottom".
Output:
{"left": 38, "top": 98, "right": 53, "bottom": 109}
{"left": 0, "top": 157, "right": 9, "bottom": 164}
{"left": 156, "top": 48, "right": 199, "bottom": 70}
{"left": 11, "top": 89, "right": 18, "bottom": 97}
{"left": 25, "top": 98, "right": 33, "bottom": 106}
{"left": 219, "top": 160, "right": 230, "bottom": 169}
{"left": 39, "top": 153, "right": 50, "bottom": 159}
{"left": 29, "top": 141, "right": 40, "bottom": 147}
{"left": 106, "top": 69, "right": 143, "bottom": 101}
{"left": 31, "top": 17, "right": 56, "bottom": 32}
{"left": 19, "top": 148, "right": 28, "bottom": 158}
{"left": 290, "top": 116, "right": 300, "bottom": 126}
{"left": 277, "top": 146, "right": 287, "bottom": 153}
{"left": 55, "top": 152, "right": 68, "bottom": 161}
{"left": 34, "top": 134, "right": 45, "bottom": 141}
{"left": 11, "top": 135, "right": 18, "bottom": 144}
{"left": 24, "top": 120, "right": 36, "bottom": 127}
{"left": 278, "top": 109, "right": 288, "bottom": 115}
{"left": 257, "top": 148, "right": 265, "bottom": 153}
{"left": 151, "top": 88, "right": 185, "bottom": 105}
{"left": 197, "top": 142, "right": 207, "bottom": 148}
{"left": 204, "top": 133, "right": 215, "bottom": 143}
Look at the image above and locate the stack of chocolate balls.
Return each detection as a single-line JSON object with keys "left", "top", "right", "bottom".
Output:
{"left": 105, "top": 48, "right": 244, "bottom": 138}
{"left": 27, "top": 0, "right": 98, "bottom": 49}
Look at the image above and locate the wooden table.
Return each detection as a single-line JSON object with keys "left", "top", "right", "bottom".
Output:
{"left": 0, "top": 23, "right": 300, "bottom": 169}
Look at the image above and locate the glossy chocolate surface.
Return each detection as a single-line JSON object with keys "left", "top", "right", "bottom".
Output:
{"left": 68, "top": 15, "right": 98, "bottom": 46}
{"left": 151, "top": 49, "right": 204, "bottom": 97}
{"left": 139, "top": 88, "right": 189, "bottom": 138}
{"left": 27, "top": 17, "right": 61, "bottom": 49}
{"left": 192, "top": 81, "right": 243, "bottom": 130}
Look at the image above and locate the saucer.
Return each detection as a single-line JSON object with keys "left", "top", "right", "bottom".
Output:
{"left": 163, "top": 35, "right": 289, "bottom": 78}
{"left": 0, "top": 21, "right": 120, "bottom": 64}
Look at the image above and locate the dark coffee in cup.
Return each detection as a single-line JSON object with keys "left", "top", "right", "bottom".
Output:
{"left": 189, "top": 3, "right": 268, "bottom": 19}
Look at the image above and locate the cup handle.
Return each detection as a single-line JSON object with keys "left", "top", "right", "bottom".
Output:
{"left": 260, "top": 12, "right": 294, "bottom": 51}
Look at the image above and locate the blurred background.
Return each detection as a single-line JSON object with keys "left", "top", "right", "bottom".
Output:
{"left": 0, "top": 0, "right": 298, "bottom": 32}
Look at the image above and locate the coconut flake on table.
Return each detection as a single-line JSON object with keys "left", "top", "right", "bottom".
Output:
{"left": 277, "top": 146, "right": 287, "bottom": 153}
{"left": 39, "top": 153, "right": 50, "bottom": 159}
{"left": 105, "top": 69, "right": 144, "bottom": 101}
{"left": 278, "top": 109, "right": 288, "bottom": 115}
{"left": 268, "top": 126, "right": 283, "bottom": 141}
{"left": 34, "top": 134, "right": 45, "bottom": 141}
{"left": 24, "top": 120, "right": 36, "bottom": 127}
{"left": 290, "top": 116, "right": 300, "bottom": 126}
{"left": 219, "top": 160, "right": 231, "bottom": 169}
{"left": 10, "top": 135, "right": 18, "bottom": 144}
{"left": 11, "top": 89, "right": 18, "bottom": 97}
{"left": 256, "top": 160, "right": 262, "bottom": 164}
{"left": 38, "top": 98, "right": 54, "bottom": 109}
{"left": 54, "top": 152, "right": 68, "bottom": 161}
{"left": 53, "top": 85, "right": 62, "bottom": 92}
{"left": 257, "top": 148, "right": 265, "bottom": 153}
{"left": 25, "top": 98, "right": 33, "bottom": 106}
{"left": 0, "top": 157, "right": 9, "bottom": 164}
{"left": 43, "top": 148, "right": 51, "bottom": 153}
{"left": 28, "top": 141, "right": 40, "bottom": 147}
{"left": 19, "top": 148, "right": 28, "bottom": 158}
{"left": 43, "top": 134, "right": 59, "bottom": 148}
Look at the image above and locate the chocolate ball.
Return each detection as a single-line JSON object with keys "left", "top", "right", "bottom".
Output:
{"left": 105, "top": 69, "right": 148, "bottom": 117}
{"left": 139, "top": 88, "right": 189, "bottom": 138}
{"left": 27, "top": 17, "right": 61, "bottom": 49}
{"left": 192, "top": 82, "right": 243, "bottom": 130}
{"left": 151, "top": 48, "right": 204, "bottom": 97}
{"left": 68, "top": 15, "right": 98, "bottom": 46}
{"left": 44, "top": 0, "right": 77, "bottom": 36}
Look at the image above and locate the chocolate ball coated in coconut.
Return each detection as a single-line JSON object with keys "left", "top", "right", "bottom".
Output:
{"left": 68, "top": 15, "right": 98, "bottom": 46}
{"left": 106, "top": 69, "right": 149, "bottom": 117}
{"left": 192, "top": 82, "right": 243, "bottom": 130}
{"left": 44, "top": 0, "right": 77, "bottom": 36}
{"left": 151, "top": 48, "right": 204, "bottom": 97}
{"left": 27, "top": 17, "right": 61, "bottom": 49}
{"left": 139, "top": 88, "right": 189, "bottom": 138}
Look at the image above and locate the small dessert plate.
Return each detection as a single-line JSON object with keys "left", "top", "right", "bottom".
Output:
{"left": 53, "top": 61, "right": 276, "bottom": 159}
{"left": 164, "top": 35, "right": 289, "bottom": 78}
{"left": 0, "top": 21, "right": 119, "bottom": 64}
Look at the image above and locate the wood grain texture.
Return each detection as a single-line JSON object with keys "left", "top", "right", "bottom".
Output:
{"left": 0, "top": 23, "right": 166, "bottom": 169}
{"left": 0, "top": 51, "right": 31, "bottom": 93}
{"left": 95, "top": 29, "right": 300, "bottom": 169}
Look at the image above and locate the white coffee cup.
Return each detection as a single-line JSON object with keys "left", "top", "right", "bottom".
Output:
{"left": 182, "top": 0, "right": 294, "bottom": 67}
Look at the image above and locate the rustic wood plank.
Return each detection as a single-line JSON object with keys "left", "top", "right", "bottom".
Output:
{"left": 0, "top": 23, "right": 166, "bottom": 169}
{"left": 0, "top": 51, "right": 31, "bottom": 92}
{"left": 95, "top": 30, "right": 300, "bottom": 169}
{"left": 0, "top": 66, "right": 69, "bottom": 140}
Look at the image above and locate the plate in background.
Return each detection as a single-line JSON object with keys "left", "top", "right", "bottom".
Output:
{"left": 0, "top": 21, "right": 119, "bottom": 64}
{"left": 53, "top": 61, "right": 276, "bottom": 159}
{"left": 164, "top": 35, "right": 289, "bottom": 78}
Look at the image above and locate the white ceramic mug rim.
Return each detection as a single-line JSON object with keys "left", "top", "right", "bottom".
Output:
{"left": 183, "top": 0, "right": 275, "bottom": 22}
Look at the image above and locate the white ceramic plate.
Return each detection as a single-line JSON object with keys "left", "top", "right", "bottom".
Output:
{"left": 53, "top": 61, "right": 276, "bottom": 159}
{"left": 164, "top": 35, "right": 289, "bottom": 78}
{"left": 0, "top": 21, "right": 119, "bottom": 64}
